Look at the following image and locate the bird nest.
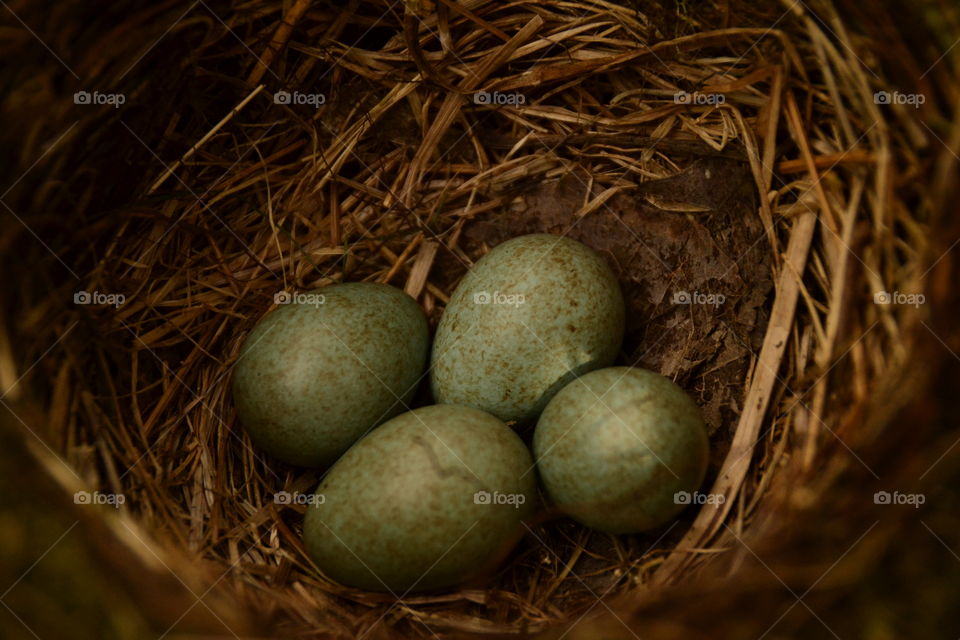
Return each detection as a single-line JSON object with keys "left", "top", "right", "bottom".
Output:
{"left": 0, "top": 0, "right": 942, "bottom": 637}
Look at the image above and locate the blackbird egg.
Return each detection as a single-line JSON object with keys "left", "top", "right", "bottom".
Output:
{"left": 431, "top": 234, "right": 625, "bottom": 424}
{"left": 303, "top": 404, "right": 536, "bottom": 592}
{"left": 533, "top": 366, "right": 709, "bottom": 533}
{"left": 232, "top": 282, "right": 429, "bottom": 467}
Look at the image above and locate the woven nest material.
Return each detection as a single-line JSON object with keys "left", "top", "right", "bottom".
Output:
{"left": 1, "top": 0, "right": 957, "bottom": 638}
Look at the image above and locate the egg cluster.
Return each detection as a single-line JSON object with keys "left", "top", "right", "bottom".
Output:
{"left": 233, "top": 234, "right": 709, "bottom": 593}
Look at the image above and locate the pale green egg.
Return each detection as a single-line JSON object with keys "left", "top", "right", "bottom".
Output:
{"left": 303, "top": 404, "right": 536, "bottom": 593}
{"left": 430, "top": 234, "right": 625, "bottom": 424}
{"left": 232, "top": 282, "right": 429, "bottom": 467}
{"left": 533, "top": 367, "right": 709, "bottom": 533}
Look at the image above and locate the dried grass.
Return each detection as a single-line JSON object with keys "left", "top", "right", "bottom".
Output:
{"left": 0, "top": 0, "right": 938, "bottom": 637}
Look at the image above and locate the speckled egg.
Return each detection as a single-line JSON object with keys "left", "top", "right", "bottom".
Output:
{"left": 430, "top": 234, "right": 625, "bottom": 424}
{"left": 232, "top": 282, "right": 429, "bottom": 467}
{"left": 533, "top": 367, "right": 709, "bottom": 533}
{"left": 303, "top": 404, "right": 536, "bottom": 593}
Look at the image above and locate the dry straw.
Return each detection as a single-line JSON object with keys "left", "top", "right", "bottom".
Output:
{"left": 1, "top": 0, "right": 951, "bottom": 637}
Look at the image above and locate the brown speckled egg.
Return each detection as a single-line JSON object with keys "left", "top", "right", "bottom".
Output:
{"left": 303, "top": 404, "right": 536, "bottom": 593}
{"left": 430, "top": 234, "right": 625, "bottom": 424}
{"left": 232, "top": 282, "right": 429, "bottom": 467}
{"left": 533, "top": 367, "right": 709, "bottom": 533}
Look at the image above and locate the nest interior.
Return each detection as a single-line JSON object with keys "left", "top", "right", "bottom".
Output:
{"left": 0, "top": 0, "right": 940, "bottom": 637}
